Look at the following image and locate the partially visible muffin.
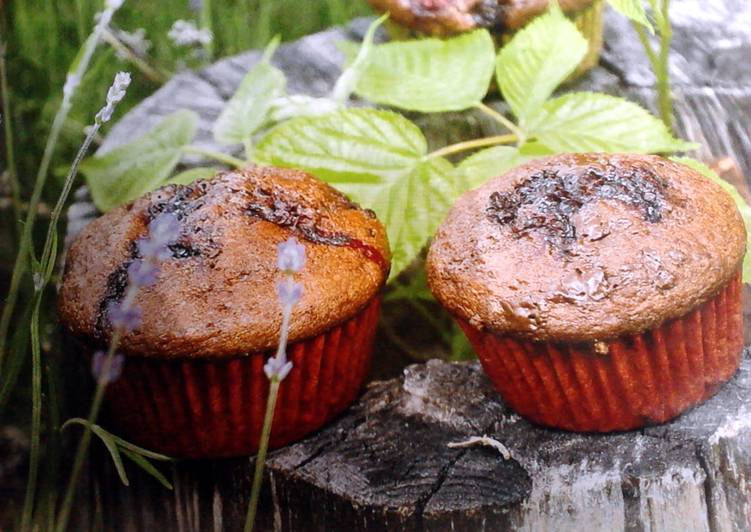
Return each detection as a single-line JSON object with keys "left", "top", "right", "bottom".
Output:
{"left": 428, "top": 153, "right": 746, "bottom": 432}
{"left": 368, "top": 0, "right": 603, "bottom": 76}
{"left": 59, "top": 166, "right": 390, "bottom": 457}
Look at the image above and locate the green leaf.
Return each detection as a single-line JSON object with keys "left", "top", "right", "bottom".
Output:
{"left": 353, "top": 30, "right": 495, "bottom": 113}
{"left": 526, "top": 92, "right": 697, "bottom": 153}
{"left": 457, "top": 146, "right": 532, "bottom": 190}
{"left": 82, "top": 110, "right": 199, "bottom": 212}
{"left": 608, "top": 0, "right": 653, "bottom": 32}
{"left": 495, "top": 6, "right": 588, "bottom": 121}
{"left": 670, "top": 157, "right": 751, "bottom": 282}
{"left": 121, "top": 448, "right": 173, "bottom": 490}
{"left": 255, "top": 108, "right": 457, "bottom": 276}
{"left": 266, "top": 95, "right": 341, "bottom": 123}
{"left": 212, "top": 60, "right": 286, "bottom": 145}
{"left": 342, "top": 157, "right": 457, "bottom": 276}
{"left": 332, "top": 13, "right": 388, "bottom": 103}
{"left": 91, "top": 425, "right": 129, "bottom": 486}
{"left": 518, "top": 140, "right": 556, "bottom": 156}
{"left": 166, "top": 167, "right": 220, "bottom": 186}
{"left": 647, "top": 0, "right": 667, "bottom": 29}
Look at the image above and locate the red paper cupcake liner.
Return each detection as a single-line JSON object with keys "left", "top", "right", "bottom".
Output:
{"left": 105, "top": 296, "right": 382, "bottom": 458}
{"left": 458, "top": 271, "right": 744, "bottom": 432}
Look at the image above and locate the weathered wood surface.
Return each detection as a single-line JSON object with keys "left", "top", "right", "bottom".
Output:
{"left": 58, "top": 0, "right": 751, "bottom": 530}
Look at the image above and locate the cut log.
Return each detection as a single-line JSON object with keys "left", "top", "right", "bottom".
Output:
{"left": 54, "top": 0, "right": 751, "bottom": 529}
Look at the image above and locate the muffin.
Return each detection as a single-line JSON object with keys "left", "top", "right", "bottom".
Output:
{"left": 368, "top": 0, "right": 603, "bottom": 77}
{"left": 59, "top": 166, "right": 390, "bottom": 457}
{"left": 427, "top": 153, "right": 745, "bottom": 432}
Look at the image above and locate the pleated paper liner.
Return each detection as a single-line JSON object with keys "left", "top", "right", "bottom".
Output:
{"left": 459, "top": 270, "right": 744, "bottom": 432}
{"left": 105, "top": 296, "right": 382, "bottom": 458}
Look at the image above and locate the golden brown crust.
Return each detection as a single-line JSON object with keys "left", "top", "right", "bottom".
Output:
{"left": 59, "top": 167, "right": 390, "bottom": 358}
{"left": 427, "top": 153, "right": 746, "bottom": 342}
{"left": 368, "top": 0, "right": 594, "bottom": 36}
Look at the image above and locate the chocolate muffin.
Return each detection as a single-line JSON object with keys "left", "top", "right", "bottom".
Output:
{"left": 59, "top": 166, "right": 390, "bottom": 457}
{"left": 368, "top": 0, "right": 602, "bottom": 77}
{"left": 427, "top": 153, "right": 746, "bottom": 432}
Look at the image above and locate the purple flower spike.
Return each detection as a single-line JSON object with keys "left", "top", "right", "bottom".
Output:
{"left": 264, "top": 356, "right": 293, "bottom": 381}
{"left": 277, "top": 237, "right": 306, "bottom": 273}
{"left": 92, "top": 350, "right": 125, "bottom": 384}
{"left": 137, "top": 237, "right": 172, "bottom": 262}
{"left": 127, "top": 260, "right": 159, "bottom": 288}
{"left": 149, "top": 212, "right": 181, "bottom": 244}
{"left": 108, "top": 300, "right": 142, "bottom": 332}
{"left": 276, "top": 277, "right": 303, "bottom": 307}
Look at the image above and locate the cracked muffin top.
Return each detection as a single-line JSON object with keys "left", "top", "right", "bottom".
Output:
{"left": 427, "top": 153, "right": 746, "bottom": 342}
{"left": 59, "top": 166, "right": 390, "bottom": 358}
{"left": 367, "top": 0, "right": 595, "bottom": 36}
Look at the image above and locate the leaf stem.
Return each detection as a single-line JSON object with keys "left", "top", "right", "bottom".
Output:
{"left": 54, "top": 332, "right": 121, "bottom": 532}
{"left": 182, "top": 145, "right": 246, "bottom": 168}
{"left": 631, "top": 21, "right": 659, "bottom": 73}
{"left": 19, "top": 298, "right": 43, "bottom": 532}
{"left": 656, "top": 0, "right": 673, "bottom": 130}
{"left": 244, "top": 378, "right": 281, "bottom": 532}
{"left": 200, "top": 0, "right": 214, "bottom": 60}
{"left": 427, "top": 134, "right": 518, "bottom": 159}
{"left": 0, "top": 41, "right": 21, "bottom": 232}
{"left": 101, "top": 29, "right": 169, "bottom": 84}
{"left": 475, "top": 102, "right": 524, "bottom": 140}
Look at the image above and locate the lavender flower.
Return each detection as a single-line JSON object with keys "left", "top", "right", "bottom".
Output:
{"left": 263, "top": 356, "right": 293, "bottom": 381}
{"left": 95, "top": 71, "right": 131, "bottom": 124}
{"left": 127, "top": 260, "right": 159, "bottom": 288}
{"left": 91, "top": 350, "right": 125, "bottom": 384}
{"left": 277, "top": 237, "right": 306, "bottom": 273}
{"left": 263, "top": 237, "right": 307, "bottom": 381}
{"left": 168, "top": 20, "right": 213, "bottom": 47}
{"left": 276, "top": 277, "right": 303, "bottom": 307}
{"left": 107, "top": 213, "right": 182, "bottom": 332}
{"left": 108, "top": 300, "right": 142, "bottom": 332}
{"left": 62, "top": 73, "right": 81, "bottom": 101}
{"left": 113, "top": 28, "right": 151, "bottom": 59}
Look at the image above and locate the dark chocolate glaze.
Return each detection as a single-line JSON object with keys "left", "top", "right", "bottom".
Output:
{"left": 486, "top": 165, "right": 667, "bottom": 249}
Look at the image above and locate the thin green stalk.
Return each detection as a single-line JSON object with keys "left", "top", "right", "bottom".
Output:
{"left": 22, "top": 116, "right": 102, "bottom": 532}
{"left": 101, "top": 29, "right": 169, "bottom": 84}
{"left": 54, "top": 332, "right": 121, "bottom": 532}
{"left": 427, "top": 134, "right": 518, "bottom": 159}
{"left": 244, "top": 378, "right": 281, "bottom": 532}
{"left": 656, "top": 0, "right": 673, "bottom": 130}
{"left": 183, "top": 145, "right": 246, "bottom": 168}
{"left": 42, "top": 354, "right": 63, "bottom": 532}
{"left": 475, "top": 102, "right": 525, "bottom": 140}
{"left": 200, "top": 0, "right": 214, "bottom": 60}
{"left": 0, "top": 3, "right": 113, "bottom": 372}
{"left": 74, "top": 0, "right": 88, "bottom": 43}
{"left": 632, "top": 22, "right": 659, "bottom": 72}
{"left": 0, "top": 41, "right": 21, "bottom": 230}
{"left": 20, "top": 295, "right": 44, "bottom": 532}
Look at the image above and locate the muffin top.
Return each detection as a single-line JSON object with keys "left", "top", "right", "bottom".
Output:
{"left": 427, "top": 153, "right": 746, "bottom": 342}
{"left": 368, "top": 0, "right": 594, "bottom": 36}
{"left": 59, "top": 167, "right": 390, "bottom": 358}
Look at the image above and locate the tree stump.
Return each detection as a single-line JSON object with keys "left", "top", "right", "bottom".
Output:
{"left": 65, "top": 0, "right": 751, "bottom": 530}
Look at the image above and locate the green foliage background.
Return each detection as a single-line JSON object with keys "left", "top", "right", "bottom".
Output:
{"left": 1, "top": 0, "right": 371, "bottom": 214}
